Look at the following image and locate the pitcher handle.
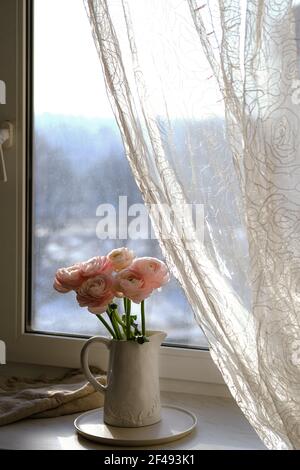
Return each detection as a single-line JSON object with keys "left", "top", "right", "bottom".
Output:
{"left": 81, "top": 336, "right": 111, "bottom": 394}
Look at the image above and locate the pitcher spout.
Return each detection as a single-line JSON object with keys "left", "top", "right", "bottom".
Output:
{"left": 148, "top": 330, "right": 167, "bottom": 346}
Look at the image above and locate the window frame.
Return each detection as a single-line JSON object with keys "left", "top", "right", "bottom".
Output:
{"left": 0, "top": 0, "right": 227, "bottom": 395}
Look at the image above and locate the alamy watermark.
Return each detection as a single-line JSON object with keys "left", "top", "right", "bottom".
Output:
{"left": 95, "top": 196, "right": 204, "bottom": 247}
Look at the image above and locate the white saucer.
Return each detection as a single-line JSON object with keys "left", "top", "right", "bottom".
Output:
{"left": 74, "top": 405, "right": 197, "bottom": 447}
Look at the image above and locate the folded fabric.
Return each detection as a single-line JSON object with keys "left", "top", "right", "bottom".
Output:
{"left": 0, "top": 368, "right": 105, "bottom": 426}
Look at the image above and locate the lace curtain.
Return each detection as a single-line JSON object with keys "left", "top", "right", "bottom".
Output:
{"left": 85, "top": 0, "right": 300, "bottom": 449}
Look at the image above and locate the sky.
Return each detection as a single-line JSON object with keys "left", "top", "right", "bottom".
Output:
{"left": 34, "top": 0, "right": 224, "bottom": 119}
{"left": 34, "top": 0, "right": 112, "bottom": 117}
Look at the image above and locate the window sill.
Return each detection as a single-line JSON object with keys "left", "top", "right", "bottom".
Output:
{"left": 0, "top": 364, "right": 265, "bottom": 450}
{"left": 4, "top": 333, "right": 225, "bottom": 390}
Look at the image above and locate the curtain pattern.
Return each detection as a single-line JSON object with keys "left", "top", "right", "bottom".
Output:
{"left": 85, "top": 0, "right": 300, "bottom": 449}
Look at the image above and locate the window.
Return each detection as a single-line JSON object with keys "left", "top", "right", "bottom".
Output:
{"left": 0, "top": 0, "right": 225, "bottom": 389}
{"left": 28, "top": 0, "right": 208, "bottom": 349}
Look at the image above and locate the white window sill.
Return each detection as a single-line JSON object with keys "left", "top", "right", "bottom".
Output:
{"left": 0, "top": 364, "right": 265, "bottom": 450}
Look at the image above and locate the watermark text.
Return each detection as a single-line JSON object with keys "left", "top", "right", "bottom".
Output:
{"left": 95, "top": 196, "right": 204, "bottom": 248}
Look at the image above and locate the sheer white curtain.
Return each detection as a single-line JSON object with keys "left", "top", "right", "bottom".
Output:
{"left": 85, "top": 0, "right": 300, "bottom": 449}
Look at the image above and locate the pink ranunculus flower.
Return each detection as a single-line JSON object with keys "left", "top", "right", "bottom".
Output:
{"left": 130, "top": 257, "right": 170, "bottom": 289}
{"left": 107, "top": 247, "right": 135, "bottom": 272}
{"left": 53, "top": 264, "right": 83, "bottom": 293}
{"left": 76, "top": 274, "right": 115, "bottom": 314}
{"left": 80, "top": 255, "right": 113, "bottom": 277}
{"left": 115, "top": 269, "right": 153, "bottom": 303}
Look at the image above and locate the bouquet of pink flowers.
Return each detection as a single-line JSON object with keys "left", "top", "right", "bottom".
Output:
{"left": 53, "top": 248, "right": 170, "bottom": 343}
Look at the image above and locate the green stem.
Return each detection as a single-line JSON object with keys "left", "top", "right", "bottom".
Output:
{"left": 106, "top": 309, "right": 121, "bottom": 340}
{"left": 134, "top": 324, "right": 142, "bottom": 336}
{"left": 141, "top": 300, "right": 146, "bottom": 336}
{"left": 96, "top": 314, "right": 116, "bottom": 339}
{"left": 126, "top": 298, "right": 131, "bottom": 340}
{"left": 115, "top": 312, "right": 127, "bottom": 335}
{"left": 112, "top": 310, "right": 123, "bottom": 340}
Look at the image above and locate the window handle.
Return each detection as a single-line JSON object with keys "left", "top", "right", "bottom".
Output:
{"left": 0, "top": 121, "right": 14, "bottom": 183}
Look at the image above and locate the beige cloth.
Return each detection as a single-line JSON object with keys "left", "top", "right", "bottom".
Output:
{"left": 0, "top": 368, "right": 105, "bottom": 426}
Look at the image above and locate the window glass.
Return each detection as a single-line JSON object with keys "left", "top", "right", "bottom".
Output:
{"left": 30, "top": 0, "right": 208, "bottom": 348}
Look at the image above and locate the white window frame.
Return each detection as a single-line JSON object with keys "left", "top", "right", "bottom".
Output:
{"left": 0, "top": 0, "right": 227, "bottom": 396}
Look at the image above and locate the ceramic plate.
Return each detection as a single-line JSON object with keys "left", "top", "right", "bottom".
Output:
{"left": 74, "top": 405, "right": 197, "bottom": 447}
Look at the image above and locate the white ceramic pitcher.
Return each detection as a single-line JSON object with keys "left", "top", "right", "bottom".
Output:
{"left": 81, "top": 330, "right": 166, "bottom": 428}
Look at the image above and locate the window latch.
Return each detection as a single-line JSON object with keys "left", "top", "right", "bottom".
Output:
{"left": 0, "top": 121, "right": 14, "bottom": 183}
